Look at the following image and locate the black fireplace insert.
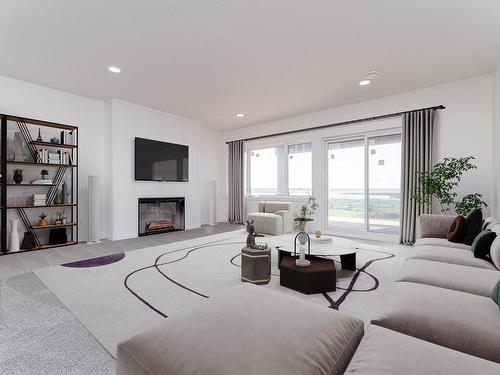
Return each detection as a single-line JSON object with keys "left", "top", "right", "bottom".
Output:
{"left": 138, "top": 197, "right": 185, "bottom": 236}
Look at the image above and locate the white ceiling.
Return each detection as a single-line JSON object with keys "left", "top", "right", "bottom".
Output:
{"left": 1, "top": 0, "right": 500, "bottom": 130}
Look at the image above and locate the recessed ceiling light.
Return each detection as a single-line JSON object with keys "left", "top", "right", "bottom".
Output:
{"left": 108, "top": 66, "right": 121, "bottom": 73}
{"left": 359, "top": 80, "right": 371, "bottom": 86}
{"left": 236, "top": 113, "right": 245, "bottom": 118}
{"left": 366, "top": 71, "right": 379, "bottom": 79}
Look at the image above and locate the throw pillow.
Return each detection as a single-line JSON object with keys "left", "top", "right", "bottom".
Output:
{"left": 490, "top": 237, "right": 500, "bottom": 270}
{"left": 471, "top": 229, "right": 496, "bottom": 260}
{"left": 492, "top": 280, "right": 500, "bottom": 309}
{"left": 447, "top": 215, "right": 467, "bottom": 243}
{"left": 463, "top": 209, "right": 483, "bottom": 246}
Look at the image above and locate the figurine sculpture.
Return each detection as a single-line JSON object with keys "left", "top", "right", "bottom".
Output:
{"left": 246, "top": 219, "right": 267, "bottom": 250}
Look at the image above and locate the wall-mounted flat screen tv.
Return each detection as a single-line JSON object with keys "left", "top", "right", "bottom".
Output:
{"left": 135, "top": 137, "right": 189, "bottom": 182}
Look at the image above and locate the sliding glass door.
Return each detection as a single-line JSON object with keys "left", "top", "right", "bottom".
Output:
{"left": 327, "top": 132, "right": 401, "bottom": 236}
{"left": 327, "top": 139, "right": 365, "bottom": 230}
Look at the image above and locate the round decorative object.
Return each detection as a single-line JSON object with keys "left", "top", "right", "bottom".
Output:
{"left": 54, "top": 191, "right": 63, "bottom": 205}
{"left": 314, "top": 230, "right": 321, "bottom": 238}
{"left": 9, "top": 218, "right": 20, "bottom": 252}
{"left": 39, "top": 218, "right": 47, "bottom": 226}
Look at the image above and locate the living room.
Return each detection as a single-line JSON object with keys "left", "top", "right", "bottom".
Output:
{"left": 0, "top": 1, "right": 499, "bottom": 374}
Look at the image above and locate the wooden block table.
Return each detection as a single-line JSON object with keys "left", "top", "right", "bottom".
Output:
{"left": 279, "top": 255, "right": 336, "bottom": 294}
{"left": 241, "top": 246, "right": 271, "bottom": 285}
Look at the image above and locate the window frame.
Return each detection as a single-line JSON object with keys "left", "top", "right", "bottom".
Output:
{"left": 245, "top": 141, "right": 313, "bottom": 198}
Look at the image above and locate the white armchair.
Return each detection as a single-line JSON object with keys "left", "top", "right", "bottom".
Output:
{"left": 247, "top": 201, "right": 294, "bottom": 235}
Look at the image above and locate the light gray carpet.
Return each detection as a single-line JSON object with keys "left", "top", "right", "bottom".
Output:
{"left": 0, "top": 223, "right": 242, "bottom": 375}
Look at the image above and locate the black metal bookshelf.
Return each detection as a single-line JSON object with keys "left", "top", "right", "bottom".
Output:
{"left": 0, "top": 114, "right": 78, "bottom": 254}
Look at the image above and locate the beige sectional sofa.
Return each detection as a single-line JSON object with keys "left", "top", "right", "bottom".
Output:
{"left": 346, "top": 213, "right": 500, "bottom": 373}
{"left": 117, "top": 214, "right": 500, "bottom": 374}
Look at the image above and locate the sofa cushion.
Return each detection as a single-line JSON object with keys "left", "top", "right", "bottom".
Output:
{"left": 258, "top": 201, "right": 292, "bottom": 213}
{"left": 491, "top": 237, "right": 500, "bottom": 270}
{"left": 472, "top": 229, "right": 496, "bottom": 260}
{"left": 417, "top": 214, "right": 455, "bottom": 239}
{"left": 371, "top": 282, "right": 500, "bottom": 363}
{"left": 247, "top": 212, "right": 283, "bottom": 236}
{"left": 116, "top": 284, "right": 364, "bottom": 375}
{"left": 483, "top": 217, "right": 498, "bottom": 230}
{"left": 447, "top": 215, "right": 467, "bottom": 243}
{"left": 414, "top": 237, "right": 470, "bottom": 250}
{"left": 493, "top": 280, "right": 500, "bottom": 309}
{"left": 397, "top": 258, "right": 500, "bottom": 297}
{"left": 463, "top": 208, "right": 483, "bottom": 245}
{"left": 344, "top": 325, "right": 500, "bottom": 375}
{"left": 409, "top": 245, "right": 497, "bottom": 270}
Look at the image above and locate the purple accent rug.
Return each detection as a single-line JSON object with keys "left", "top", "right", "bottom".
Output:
{"left": 62, "top": 253, "right": 126, "bottom": 268}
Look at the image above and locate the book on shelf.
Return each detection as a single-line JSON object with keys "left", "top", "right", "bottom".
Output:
{"left": 33, "top": 193, "right": 47, "bottom": 206}
{"left": 30, "top": 179, "right": 53, "bottom": 184}
{"left": 60, "top": 130, "right": 75, "bottom": 145}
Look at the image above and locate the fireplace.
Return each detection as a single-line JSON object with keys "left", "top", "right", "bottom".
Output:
{"left": 138, "top": 197, "right": 185, "bottom": 236}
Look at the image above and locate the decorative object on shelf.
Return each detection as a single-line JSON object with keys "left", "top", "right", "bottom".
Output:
{"left": 295, "top": 231, "right": 311, "bottom": 267}
{"left": 13, "top": 169, "right": 23, "bottom": 184}
{"left": 412, "top": 156, "right": 488, "bottom": 215}
{"left": 54, "top": 190, "right": 63, "bottom": 205}
{"left": 62, "top": 180, "right": 71, "bottom": 204}
{"left": 54, "top": 211, "right": 63, "bottom": 225}
{"left": 294, "top": 196, "right": 318, "bottom": 232}
{"left": 21, "top": 232, "right": 36, "bottom": 250}
{"left": 61, "top": 214, "right": 67, "bottom": 225}
{"left": 13, "top": 132, "right": 26, "bottom": 161}
{"left": 49, "top": 228, "right": 67, "bottom": 245}
{"left": 41, "top": 169, "right": 49, "bottom": 180}
{"left": 314, "top": 230, "right": 321, "bottom": 238}
{"left": 50, "top": 136, "right": 60, "bottom": 144}
{"left": 33, "top": 193, "right": 47, "bottom": 206}
{"left": 38, "top": 213, "right": 48, "bottom": 226}
{"left": 8, "top": 218, "right": 20, "bottom": 252}
{"left": 36, "top": 128, "right": 43, "bottom": 142}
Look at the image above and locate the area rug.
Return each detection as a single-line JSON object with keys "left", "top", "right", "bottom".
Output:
{"left": 34, "top": 230, "right": 408, "bottom": 356}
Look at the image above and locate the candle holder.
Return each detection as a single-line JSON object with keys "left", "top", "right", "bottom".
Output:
{"left": 294, "top": 231, "right": 311, "bottom": 267}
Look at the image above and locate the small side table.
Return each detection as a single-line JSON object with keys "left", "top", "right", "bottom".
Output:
{"left": 279, "top": 255, "right": 336, "bottom": 294}
{"left": 241, "top": 246, "right": 271, "bottom": 285}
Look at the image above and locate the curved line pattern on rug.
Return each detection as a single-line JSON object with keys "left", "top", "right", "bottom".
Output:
{"left": 62, "top": 252, "right": 126, "bottom": 268}
{"left": 123, "top": 239, "right": 244, "bottom": 317}
{"left": 123, "top": 238, "right": 395, "bottom": 318}
{"left": 322, "top": 250, "right": 395, "bottom": 310}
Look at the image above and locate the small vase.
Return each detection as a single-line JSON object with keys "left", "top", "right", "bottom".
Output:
{"left": 54, "top": 191, "right": 63, "bottom": 204}
{"left": 39, "top": 218, "right": 47, "bottom": 226}
{"left": 13, "top": 172, "right": 23, "bottom": 184}
{"left": 9, "top": 218, "right": 20, "bottom": 252}
{"left": 42, "top": 174, "right": 48, "bottom": 180}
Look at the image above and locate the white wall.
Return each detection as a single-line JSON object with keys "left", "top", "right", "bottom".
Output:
{"left": 224, "top": 75, "right": 494, "bottom": 223}
{"left": 107, "top": 99, "right": 202, "bottom": 240}
{"left": 492, "top": 62, "right": 500, "bottom": 217}
{"left": 0, "top": 75, "right": 107, "bottom": 241}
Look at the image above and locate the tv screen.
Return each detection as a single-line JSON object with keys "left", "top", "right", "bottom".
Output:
{"left": 135, "top": 137, "right": 189, "bottom": 182}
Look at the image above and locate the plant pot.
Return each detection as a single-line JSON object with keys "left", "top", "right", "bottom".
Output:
{"left": 42, "top": 175, "right": 48, "bottom": 180}
{"left": 13, "top": 173, "right": 23, "bottom": 184}
{"left": 38, "top": 218, "right": 47, "bottom": 226}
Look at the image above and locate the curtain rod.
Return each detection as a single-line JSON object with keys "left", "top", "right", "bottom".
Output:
{"left": 225, "top": 105, "right": 445, "bottom": 144}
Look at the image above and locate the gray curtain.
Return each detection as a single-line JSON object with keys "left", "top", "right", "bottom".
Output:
{"left": 399, "top": 109, "right": 435, "bottom": 244}
{"left": 228, "top": 140, "right": 245, "bottom": 224}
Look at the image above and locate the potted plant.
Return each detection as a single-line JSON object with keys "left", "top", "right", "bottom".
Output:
{"left": 294, "top": 196, "right": 318, "bottom": 232}
{"left": 41, "top": 169, "right": 49, "bottom": 180}
{"left": 412, "top": 156, "right": 487, "bottom": 215}
{"left": 13, "top": 169, "right": 23, "bottom": 184}
{"left": 38, "top": 213, "right": 47, "bottom": 226}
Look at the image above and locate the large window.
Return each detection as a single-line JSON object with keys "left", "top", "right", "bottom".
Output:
{"left": 246, "top": 142, "right": 312, "bottom": 197}
{"left": 288, "top": 143, "right": 312, "bottom": 196}
{"left": 327, "top": 132, "right": 401, "bottom": 235}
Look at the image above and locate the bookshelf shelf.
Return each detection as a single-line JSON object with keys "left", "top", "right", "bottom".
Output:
{"left": 1, "top": 114, "right": 78, "bottom": 255}
{"left": 3, "top": 160, "right": 77, "bottom": 167}
{"left": 30, "top": 141, "right": 77, "bottom": 149}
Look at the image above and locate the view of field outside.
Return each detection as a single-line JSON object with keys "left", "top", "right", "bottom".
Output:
{"left": 247, "top": 134, "right": 401, "bottom": 235}
{"left": 328, "top": 134, "right": 401, "bottom": 234}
